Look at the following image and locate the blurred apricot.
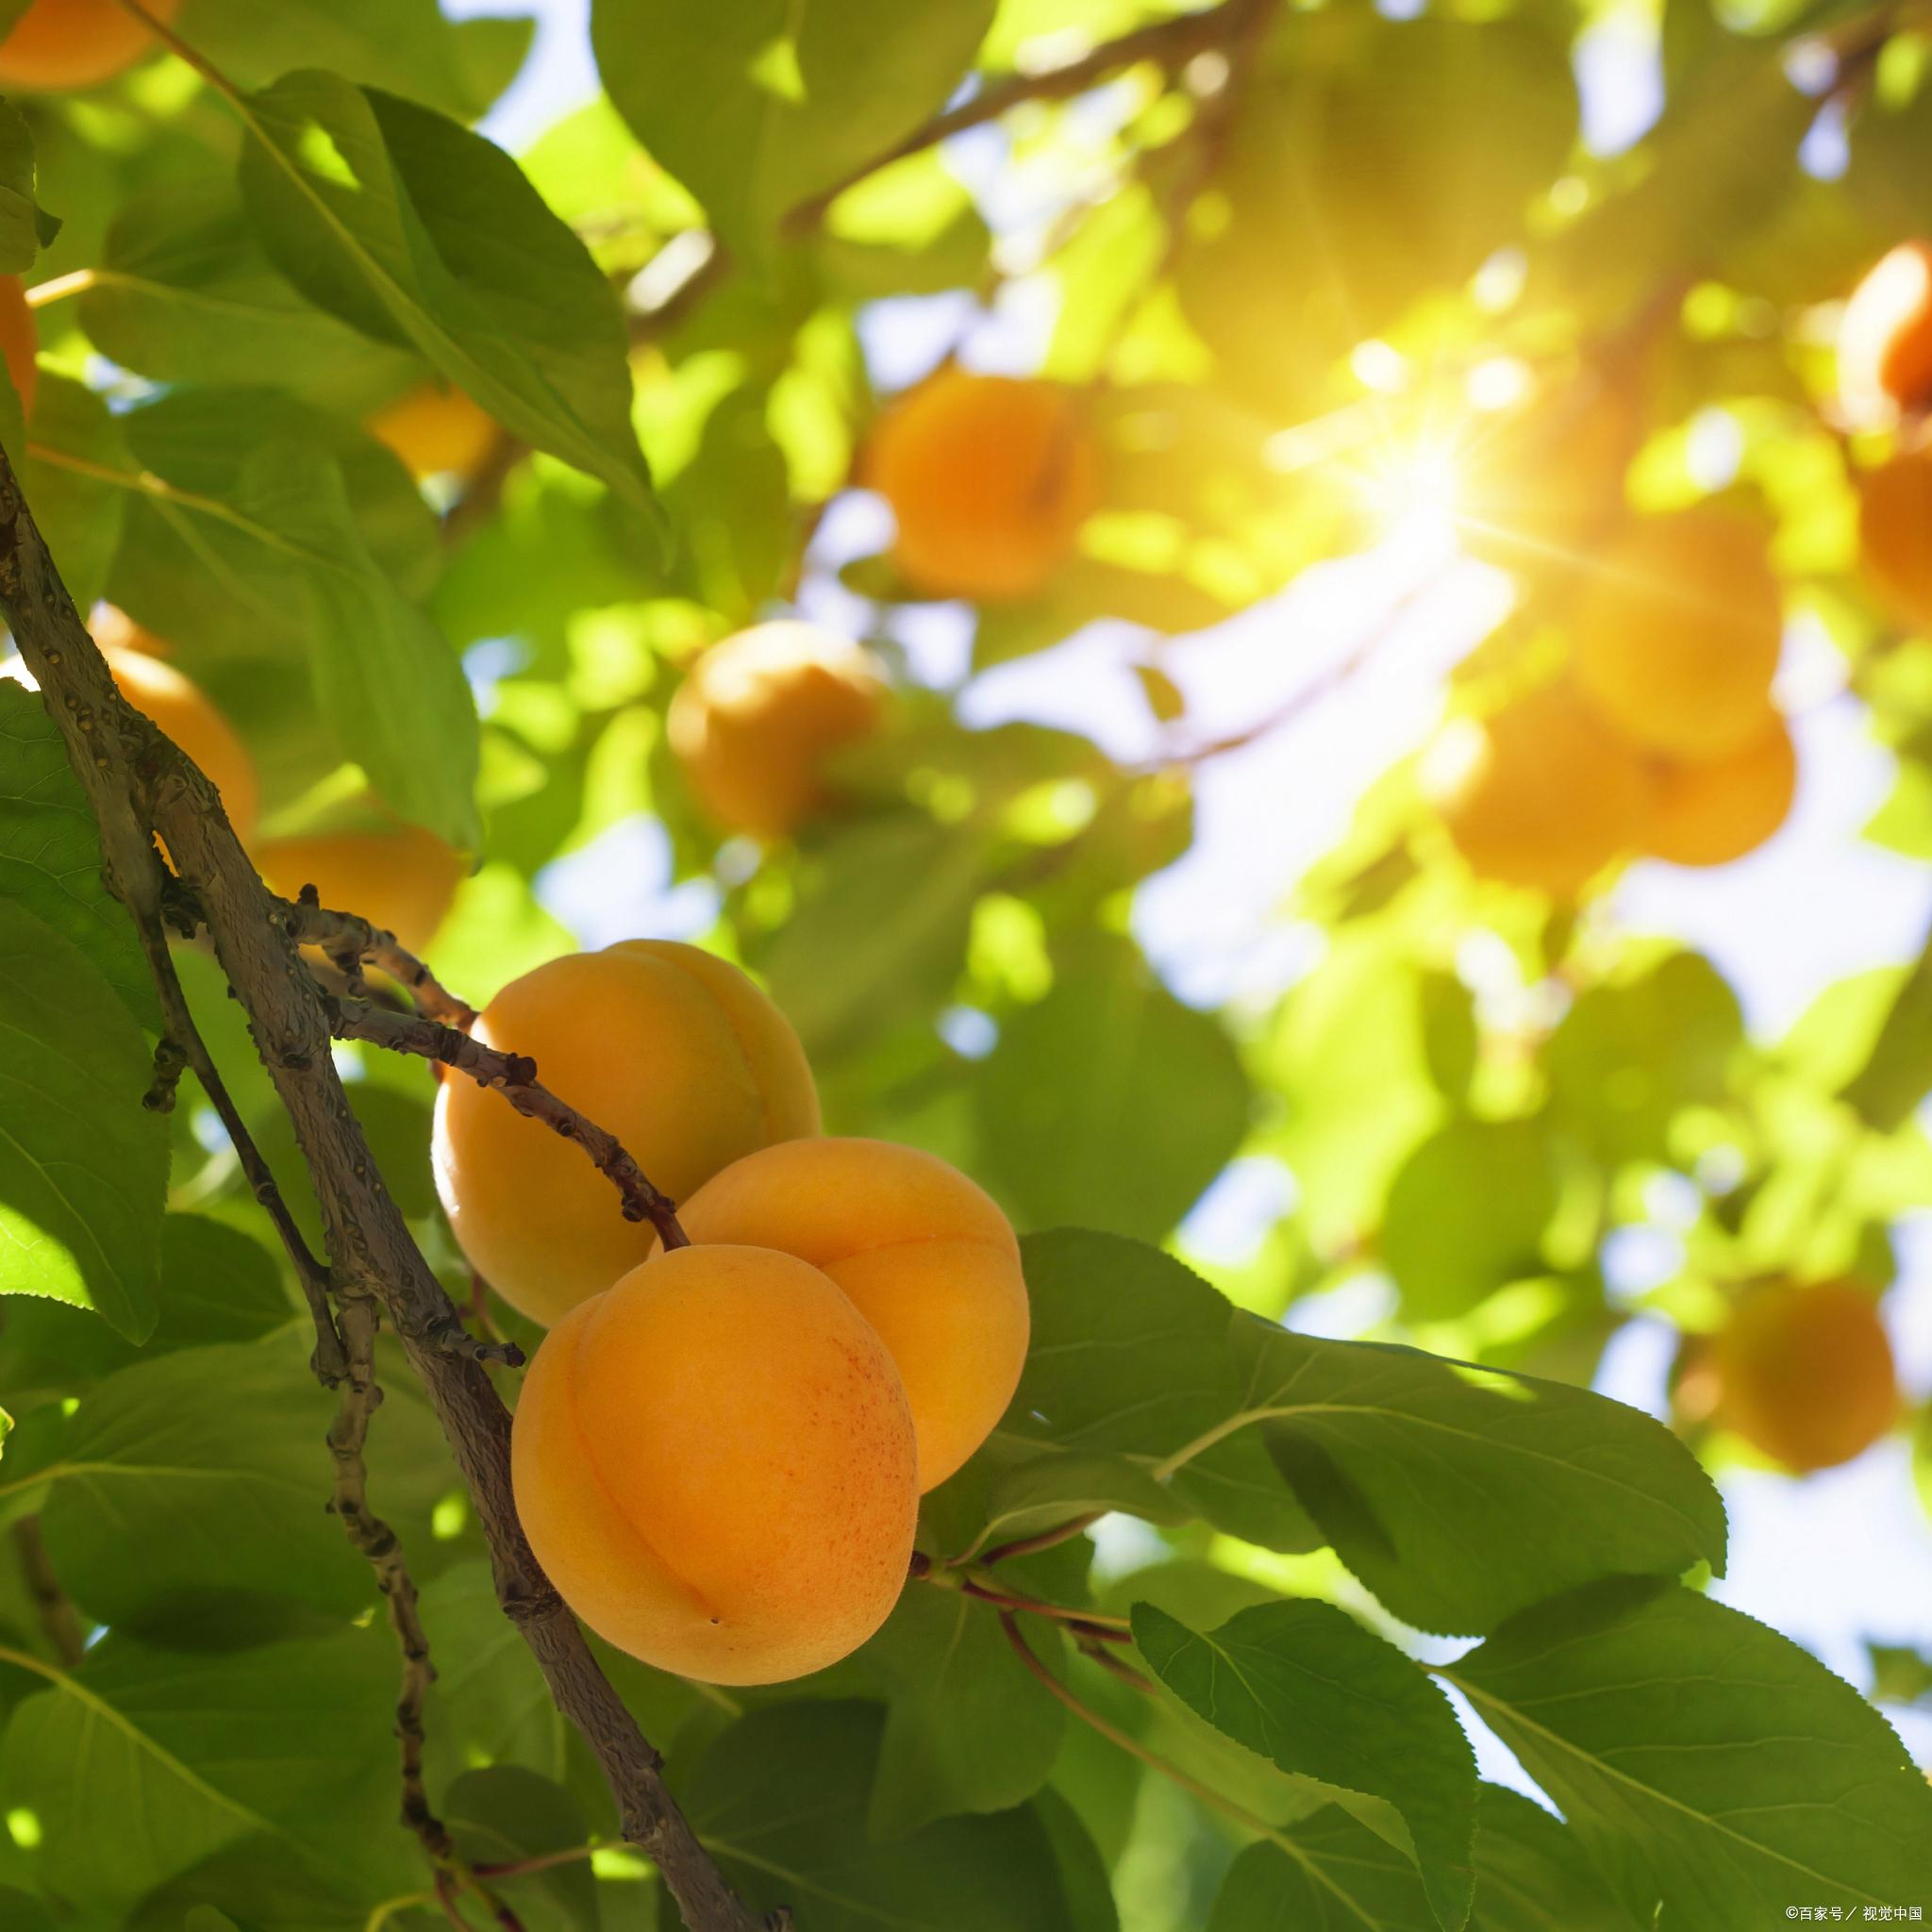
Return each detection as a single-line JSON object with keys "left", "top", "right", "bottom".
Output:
{"left": 1572, "top": 510, "right": 1783, "bottom": 759}
{"left": 366, "top": 382, "right": 498, "bottom": 483}
{"left": 0, "top": 276, "right": 37, "bottom": 416}
{"left": 1646, "top": 712, "right": 1795, "bottom": 867}
{"left": 1857, "top": 444, "right": 1932, "bottom": 632}
{"left": 0, "top": 0, "right": 177, "bottom": 89}
{"left": 433, "top": 941, "right": 820, "bottom": 1324}
{"left": 512, "top": 1243, "right": 917, "bottom": 1683}
{"left": 1839, "top": 242, "right": 1932, "bottom": 425}
{"left": 255, "top": 824, "right": 466, "bottom": 955}
{"left": 1424, "top": 682, "right": 1653, "bottom": 897}
{"left": 668, "top": 621, "right": 885, "bottom": 841}
{"left": 1714, "top": 1280, "right": 1899, "bottom": 1474}
{"left": 866, "top": 369, "right": 1097, "bottom": 600}
{"left": 1457, "top": 381, "right": 1635, "bottom": 572}
{"left": 668, "top": 1138, "right": 1027, "bottom": 1489}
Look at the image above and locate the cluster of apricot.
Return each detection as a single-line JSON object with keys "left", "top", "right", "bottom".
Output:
{"left": 1424, "top": 506, "right": 1795, "bottom": 896}
{"left": 423, "top": 943, "right": 1029, "bottom": 1684}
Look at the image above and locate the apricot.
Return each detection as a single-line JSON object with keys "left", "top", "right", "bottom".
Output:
{"left": 1423, "top": 682, "right": 1653, "bottom": 897}
{"left": 256, "top": 824, "right": 466, "bottom": 956}
{"left": 667, "top": 621, "right": 885, "bottom": 841}
{"left": 0, "top": 276, "right": 37, "bottom": 417}
{"left": 433, "top": 942, "right": 820, "bottom": 1324}
{"left": 0, "top": 0, "right": 177, "bottom": 88}
{"left": 666, "top": 1139, "right": 1027, "bottom": 1490}
{"left": 1856, "top": 444, "right": 1932, "bottom": 632}
{"left": 366, "top": 382, "right": 498, "bottom": 484}
{"left": 1839, "top": 242, "right": 1932, "bottom": 425}
{"left": 512, "top": 1242, "right": 917, "bottom": 1683}
{"left": 1646, "top": 711, "right": 1796, "bottom": 868}
{"left": 865, "top": 369, "right": 1097, "bottom": 600}
{"left": 1714, "top": 1280, "right": 1899, "bottom": 1474}
{"left": 1571, "top": 510, "right": 1783, "bottom": 760}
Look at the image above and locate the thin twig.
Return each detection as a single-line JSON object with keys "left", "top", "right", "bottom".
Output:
{"left": 957, "top": 1576, "right": 1135, "bottom": 1641}
{"left": 971, "top": 1511, "right": 1104, "bottom": 1569}
{"left": 9, "top": 1518, "right": 85, "bottom": 1667}
{"left": 285, "top": 893, "right": 476, "bottom": 1029}
{"left": 330, "top": 998, "right": 690, "bottom": 1254}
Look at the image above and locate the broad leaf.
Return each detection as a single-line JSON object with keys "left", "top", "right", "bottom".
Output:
{"left": 238, "top": 73, "right": 655, "bottom": 512}
{"left": 0, "top": 680, "right": 152, "bottom": 1024}
{"left": 441, "top": 1767, "right": 599, "bottom": 1932}
{"left": 1448, "top": 1578, "right": 1932, "bottom": 1925}
{"left": 1135, "top": 1600, "right": 1476, "bottom": 1932}
{"left": 0, "top": 99, "right": 56, "bottom": 274}
{"left": 591, "top": 0, "right": 995, "bottom": 258}
{"left": 0, "top": 900, "right": 164, "bottom": 1341}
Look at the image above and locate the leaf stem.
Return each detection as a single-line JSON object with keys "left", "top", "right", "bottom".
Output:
{"left": 957, "top": 1576, "right": 1135, "bottom": 1641}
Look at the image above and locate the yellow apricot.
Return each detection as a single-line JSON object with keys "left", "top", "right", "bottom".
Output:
{"left": 666, "top": 1139, "right": 1027, "bottom": 1490}
{"left": 0, "top": 0, "right": 177, "bottom": 89}
{"left": 1571, "top": 510, "right": 1784, "bottom": 760}
{"left": 1646, "top": 712, "right": 1796, "bottom": 868}
{"left": 255, "top": 824, "right": 467, "bottom": 956}
{"left": 1423, "top": 682, "right": 1653, "bottom": 897}
{"left": 433, "top": 942, "right": 820, "bottom": 1324}
{"left": 668, "top": 621, "right": 885, "bottom": 841}
{"left": 0, "top": 276, "right": 37, "bottom": 417}
{"left": 865, "top": 369, "right": 1097, "bottom": 601}
{"left": 512, "top": 1243, "right": 917, "bottom": 1684}
{"left": 1714, "top": 1280, "right": 1899, "bottom": 1474}
{"left": 1839, "top": 242, "right": 1932, "bottom": 425}
{"left": 1856, "top": 444, "right": 1932, "bottom": 632}
{"left": 366, "top": 382, "right": 499, "bottom": 483}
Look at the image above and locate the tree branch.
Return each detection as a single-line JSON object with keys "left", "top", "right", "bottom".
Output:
{"left": 0, "top": 445, "right": 777, "bottom": 1932}
{"left": 285, "top": 891, "right": 477, "bottom": 1029}
{"left": 9, "top": 1517, "right": 86, "bottom": 1668}
{"left": 330, "top": 997, "right": 690, "bottom": 1253}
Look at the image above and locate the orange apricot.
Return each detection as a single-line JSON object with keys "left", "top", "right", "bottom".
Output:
{"left": 366, "top": 382, "right": 499, "bottom": 484}
{"left": 667, "top": 621, "right": 885, "bottom": 841}
{"left": 1571, "top": 509, "right": 1784, "bottom": 760}
{"left": 0, "top": 0, "right": 178, "bottom": 89}
{"left": 865, "top": 369, "right": 1097, "bottom": 601}
{"left": 433, "top": 942, "right": 820, "bottom": 1324}
{"left": 0, "top": 276, "right": 37, "bottom": 416}
{"left": 1423, "top": 682, "right": 1654, "bottom": 897}
{"left": 1839, "top": 242, "right": 1932, "bottom": 425}
{"left": 1646, "top": 712, "right": 1796, "bottom": 867}
{"left": 1856, "top": 443, "right": 1932, "bottom": 632}
{"left": 1714, "top": 1280, "right": 1899, "bottom": 1474}
{"left": 255, "top": 823, "right": 467, "bottom": 956}
{"left": 667, "top": 1138, "right": 1027, "bottom": 1490}
{"left": 512, "top": 1243, "right": 917, "bottom": 1683}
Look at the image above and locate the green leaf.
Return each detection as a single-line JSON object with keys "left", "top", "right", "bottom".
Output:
{"left": 1448, "top": 1578, "right": 1932, "bottom": 1926}
{"left": 0, "top": 100, "right": 54, "bottom": 274}
{"left": 591, "top": 0, "right": 994, "bottom": 258}
{"left": 0, "top": 900, "right": 165, "bottom": 1342}
{"left": 0, "top": 679, "right": 153, "bottom": 1025}
{"left": 974, "top": 941, "right": 1252, "bottom": 1241}
{"left": 442, "top": 1767, "right": 597, "bottom": 1932}
{"left": 1469, "top": 1784, "right": 1646, "bottom": 1932}
{"left": 1134, "top": 1600, "right": 1476, "bottom": 1932}
{"left": 1840, "top": 934, "right": 1932, "bottom": 1133}
{"left": 676, "top": 1699, "right": 1115, "bottom": 1930}
{"left": 35, "top": 1333, "right": 374, "bottom": 1627}
{"left": 0, "top": 1626, "right": 401, "bottom": 1917}
{"left": 21, "top": 374, "right": 129, "bottom": 612}
{"left": 1211, "top": 1315, "right": 1727, "bottom": 1634}
{"left": 995, "top": 1231, "right": 1320, "bottom": 1555}
{"left": 237, "top": 74, "right": 655, "bottom": 514}
{"left": 862, "top": 1574, "right": 1066, "bottom": 1840}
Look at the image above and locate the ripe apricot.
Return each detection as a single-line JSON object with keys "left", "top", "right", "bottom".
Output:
{"left": 0, "top": 0, "right": 178, "bottom": 88}
{"left": 366, "top": 382, "right": 498, "bottom": 484}
{"left": 1646, "top": 712, "right": 1796, "bottom": 868}
{"left": 1571, "top": 510, "right": 1783, "bottom": 760}
{"left": 865, "top": 369, "right": 1097, "bottom": 601}
{"left": 1856, "top": 444, "right": 1932, "bottom": 632}
{"left": 0, "top": 276, "right": 37, "bottom": 417}
{"left": 512, "top": 1243, "right": 917, "bottom": 1683}
{"left": 667, "top": 1139, "right": 1027, "bottom": 1490}
{"left": 667, "top": 622, "right": 885, "bottom": 841}
{"left": 1714, "top": 1280, "right": 1899, "bottom": 1474}
{"left": 1423, "top": 682, "right": 1653, "bottom": 897}
{"left": 433, "top": 942, "right": 820, "bottom": 1324}
{"left": 255, "top": 823, "right": 467, "bottom": 955}
{"left": 1839, "top": 242, "right": 1932, "bottom": 425}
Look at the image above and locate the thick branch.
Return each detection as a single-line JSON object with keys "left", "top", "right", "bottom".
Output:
{"left": 330, "top": 998, "right": 690, "bottom": 1253}
{"left": 0, "top": 445, "right": 774, "bottom": 1932}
